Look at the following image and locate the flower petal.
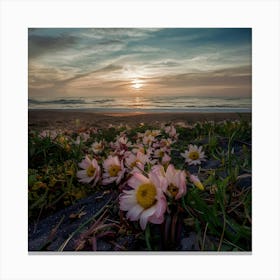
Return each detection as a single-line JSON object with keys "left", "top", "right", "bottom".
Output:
{"left": 119, "top": 194, "right": 137, "bottom": 211}
{"left": 128, "top": 172, "right": 149, "bottom": 189}
{"left": 126, "top": 204, "right": 143, "bottom": 221}
{"left": 139, "top": 205, "right": 157, "bottom": 230}
{"left": 102, "top": 177, "right": 116, "bottom": 185}
{"left": 79, "top": 176, "right": 93, "bottom": 184}
{"left": 77, "top": 170, "right": 87, "bottom": 178}
{"left": 78, "top": 161, "right": 89, "bottom": 170}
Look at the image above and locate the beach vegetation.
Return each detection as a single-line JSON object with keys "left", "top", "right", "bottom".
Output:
{"left": 28, "top": 119, "right": 251, "bottom": 251}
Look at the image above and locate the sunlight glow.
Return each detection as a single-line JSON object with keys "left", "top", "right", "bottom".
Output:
{"left": 131, "top": 80, "right": 143, "bottom": 89}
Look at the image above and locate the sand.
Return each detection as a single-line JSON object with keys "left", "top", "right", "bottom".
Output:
{"left": 28, "top": 109, "right": 251, "bottom": 130}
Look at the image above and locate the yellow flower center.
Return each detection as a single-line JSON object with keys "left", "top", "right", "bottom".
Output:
{"left": 151, "top": 132, "right": 158, "bottom": 137}
{"left": 96, "top": 143, "right": 103, "bottom": 150}
{"left": 189, "top": 151, "right": 199, "bottom": 160}
{"left": 108, "top": 164, "right": 121, "bottom": 177}
{"left": 167, "top": 184, "right": 179, "bottom": 197}
{"left": 131, "top": 159, "right": 141, "bottom": 168}
{"left": 65, "top": 144, "right": 71, "bottom": 152}
{"left": 136, "top": 183, "right": 157, "bottom": 209}
{"left": 58, "top": 136, "right": 66, "bottom": 144}
{"left": 86, "top": 164, "right": 96, "bottom": 177}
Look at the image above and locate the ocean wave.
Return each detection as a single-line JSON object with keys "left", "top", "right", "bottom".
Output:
{"left": 90, "top": 99, "right": 114, "bottom": 104}
{"left": 28, "top": 98, "right": 87, "bottom": 104}
{"left": 28, "top": 95, "right": 251, "bottom": 112}
{"left": 28, "top": 98, "right": 116, "bottom": 105}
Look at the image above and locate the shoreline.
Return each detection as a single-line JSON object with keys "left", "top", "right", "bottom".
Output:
{"left": 28, "top": 109, "right": 251, "bottom": 130}
{"left": 28, "top": 107, "right": 252, "bottom": 113}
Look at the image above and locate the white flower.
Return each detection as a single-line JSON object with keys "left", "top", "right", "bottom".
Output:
{"left": 92, "top": 140, "right": 105, "bottom": 154}
{"left": 77, "top": 155, "right": 101, "bottom": 186}
{"left": 181, "top": 144, "right": 206, "bottom": 165}
{"left": 74, "top": 136, "right": 81, "bottom": 145}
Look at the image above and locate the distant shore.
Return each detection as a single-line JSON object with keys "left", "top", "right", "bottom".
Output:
{"left": 28, "top": 109, "right": 251, "bottom": 130}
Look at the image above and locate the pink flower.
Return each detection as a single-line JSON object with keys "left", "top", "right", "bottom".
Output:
{"left": 165, "top": 164, "right": 186, "bottom": 199}
{"left": 39, "top": 129, "right": 57, "bottom": 140}
{"left": 143, "top": 135, "right": 155, "bottom": 146}
{"left": 153, "top": 146, "right": 171, "bottom": 165}
{"left": 152, "top": 164, "right": 186, "bottom": 200}
{"left": 165, "top": 125, "right": 178, "bottom": 139}
{"left": 119, "top": 172, "right": 167, "bottom": 230}
{"left": 80, "top": 132, "right": 90, "bottom": 142}
{"left": 153, "top": 148, "right": 165, "bottom": 159}
{"left": 77, "top": 155, "right": 101, "bottom": 186}
{"left": 131, "top": 143, "right": 145, "bottom": 155}
{"left": 159, "top": 138, "right": 173, "bottom": 149}
{"left": 151, "top": 164, "right": 167, "bottom": 182}
{"left": 125, "top": 151, "right": 149, "bottom": 173}
{"left": 102, "top": 156, "right": 125, "bottom": 185}
{"left": 115, "top": 135, "right": 131, "bottom": 150}
{"left": 161, "top": 153, "right": 171, "bottom": 165}
{"left": 144, "top": 129, "right": 161, "bottom": 138}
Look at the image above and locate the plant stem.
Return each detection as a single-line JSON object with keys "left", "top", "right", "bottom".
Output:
{"left": 145, "top": 223, "right": 152, "bottom": 251}
{"left": 201, "top": 222, "right": 208, "bottom": 251}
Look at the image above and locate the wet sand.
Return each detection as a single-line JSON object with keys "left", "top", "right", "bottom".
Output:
{"left": 28, "top": 109, "right": 251, "bottom": 130}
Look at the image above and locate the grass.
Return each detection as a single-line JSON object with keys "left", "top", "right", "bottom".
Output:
{"left": 28, "top": 118, "right": 251, "bottom": 251}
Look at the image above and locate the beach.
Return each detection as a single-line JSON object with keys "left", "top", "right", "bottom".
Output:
{"left": 28, "top": 108, "right": 252, "bottom": 251}
{"left": 28, "top": 109, "right": 251, "bottom": 130}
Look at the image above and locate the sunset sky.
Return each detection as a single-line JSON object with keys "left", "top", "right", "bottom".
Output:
{"left": 28, "top": 28, "right": 251, "bottom": 98}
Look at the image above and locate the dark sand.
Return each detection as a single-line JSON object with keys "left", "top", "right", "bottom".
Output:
{"left": 29, "top": 109, "right": 251, "bottom": 130}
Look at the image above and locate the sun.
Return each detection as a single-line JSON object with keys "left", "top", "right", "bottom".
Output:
{"left": 132, "top": 83, "right": 142, "bottom": 89}
{"left": 131, "top": 80, "right": 143, "bottom": 89}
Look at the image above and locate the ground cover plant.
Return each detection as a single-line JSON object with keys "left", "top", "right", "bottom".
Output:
{"left": 28, "top": 119, "right": 251, "bottom": 251}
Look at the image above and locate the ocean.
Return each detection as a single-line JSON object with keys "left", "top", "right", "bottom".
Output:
{"left": 28, "top": 95, "right": 252, "bottom": 113}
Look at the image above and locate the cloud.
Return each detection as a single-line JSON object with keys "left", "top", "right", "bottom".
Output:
{"left": 159, "top": 66, "right": 251, "bottom": 87}
{"left": 79, "top": 28, "right": 161, "bottom": 40}
{"left": 28, "top": 34, "right": 78, "bottom": 58}
{"left": 28, "top": 28, "right": 251, "bottom": 98}
{"left": 97, "top": 39, "right": 123, "bottom": 45}
{"left": 61, "top": 64, "right": 122, "bottom": 88}
{"left": 29, "top": 62, "right": 124, "bottom": 91}
{"left": 141, "top": 65, "right": 251, "bottom": 97}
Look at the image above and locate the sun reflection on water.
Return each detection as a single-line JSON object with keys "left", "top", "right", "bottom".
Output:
{"left": 121, "top": 96, "right": 150, "bottom": 109}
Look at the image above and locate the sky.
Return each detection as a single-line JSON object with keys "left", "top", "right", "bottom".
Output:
{"left": 28, "top": 28, "right": 252, "bottom": 98}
